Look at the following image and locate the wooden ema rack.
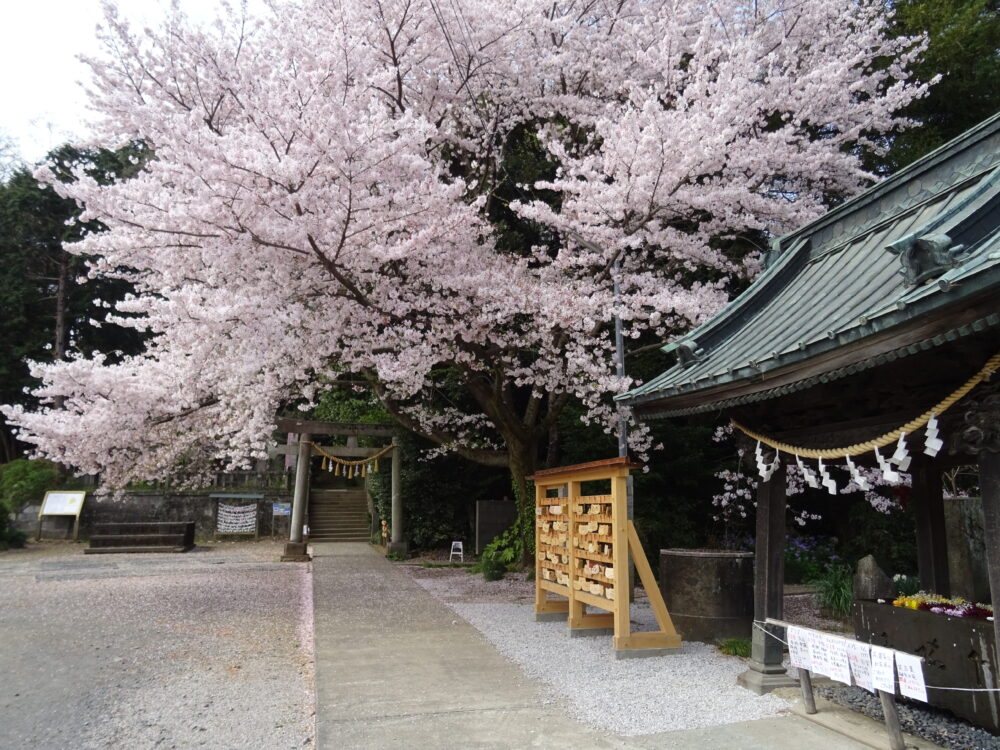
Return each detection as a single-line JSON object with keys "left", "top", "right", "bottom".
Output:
{"left": 531, "top": 457, "right": 681, "bottom": 653}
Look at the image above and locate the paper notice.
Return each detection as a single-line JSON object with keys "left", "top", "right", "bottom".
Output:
{"left": 895, "top": 652, "right": 928, "bottom": 702}
{"left": 846, "top": 641, "right": 875, "bottom": 693}
{"left": 787, "top": 626, "right": 813, "bottom": 672}
{"left": 808, "top": 630, "right": 832, "bottom": 678}
{"left": 826, "top": 637, "right": 852, "bottom": 685}
{"left": 870, "top": 646, "right": 896, "bottom": 693}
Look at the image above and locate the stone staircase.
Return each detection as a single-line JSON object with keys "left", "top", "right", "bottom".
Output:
{"left": 308, "top": 489, "right": 370, "bottom": 542}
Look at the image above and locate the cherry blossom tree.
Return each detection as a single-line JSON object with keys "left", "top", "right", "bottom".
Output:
{"left": 3, "top": 0, "right": 929, "bottom": 513}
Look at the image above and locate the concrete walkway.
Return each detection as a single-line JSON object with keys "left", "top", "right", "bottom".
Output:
{"left": 311, "top": 543, "right": 914, "bottom": 750}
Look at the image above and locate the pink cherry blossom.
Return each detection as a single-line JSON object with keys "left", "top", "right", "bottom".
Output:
{"left": 3, "top": 1, "right": 929, "bottom": 491}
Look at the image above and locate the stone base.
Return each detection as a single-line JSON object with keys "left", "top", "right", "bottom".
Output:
{"left": 387, "top": 540, "right": 409, "bottom": 557}
{"left": 614, "top": 647, "right": 681, "bottom": 660}
{"left": 568, "top": 626, "right": 614, "bottom": 638}
{"left": 534, "top": 612, "right": 568, "bottom": 622}
{"left": 281, "top": 541, "right": 311, "bottom": 562}
{"left": 737, "top": 666, "right": 798, "bottom": 694}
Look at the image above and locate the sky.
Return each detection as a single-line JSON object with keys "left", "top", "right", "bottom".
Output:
{"left": 0, "top": 1, "right": 227, "bottom": 166}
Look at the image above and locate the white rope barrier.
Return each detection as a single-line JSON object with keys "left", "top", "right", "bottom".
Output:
{"left": 753, "top": 619, "right": 1000, "bottom": 693}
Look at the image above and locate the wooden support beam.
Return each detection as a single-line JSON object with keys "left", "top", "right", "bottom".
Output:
{"left": 980, "top": 450, "right": 1000, "bottom": 671}
{"left": 911, "top": 459, "right": 950, "bottom": 596}
{"left": 739, "top": 462, "right": 796, "bottom": 693}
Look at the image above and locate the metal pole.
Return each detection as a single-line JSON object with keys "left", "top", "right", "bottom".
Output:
{"left": 613, "top": 259, "right": 636, "bottom": 593}
{"left": 289, "top": 434, "right": 311, "bottom": 544}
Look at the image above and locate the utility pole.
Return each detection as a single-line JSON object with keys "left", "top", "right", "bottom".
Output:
{"left": 613, "top": 259, "right": 636, "bottom": 594}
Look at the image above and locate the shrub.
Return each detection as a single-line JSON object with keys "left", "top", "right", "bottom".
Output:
{"left": 0, "top": 458, "right": 62, "bottom": 514}
{"left": 785, "top": 536, "right": 839, "bottom": 584}
{"left": 893, "top": 573, "right": 921, "bottom": 597}
{"left": 0, "top": 499, "right": 27, "bottom": 550}
{"left": 479, "top": 552, "right": 508, "bottom": 582}
{"left": 718, "top": 638, "right": 751, "bottom": 658}
{"left": 812, "top": 564, "right": 854, "bottom": 619}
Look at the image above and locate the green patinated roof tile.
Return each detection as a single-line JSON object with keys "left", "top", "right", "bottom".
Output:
{"left": 619, "top": 112, "right": 1000, "bottom": 412}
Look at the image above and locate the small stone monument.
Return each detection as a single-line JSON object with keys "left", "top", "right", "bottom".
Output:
{"left": 854, "top": 554, "right": 895, "bottom": 601}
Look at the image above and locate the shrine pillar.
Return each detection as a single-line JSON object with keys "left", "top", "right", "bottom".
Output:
{"left": 738, "top": 461, "right": 797, "bottom": 694}
{"left": 963, "top": 387, "right": 1000, "bottom": 662}
{"left": 911, "top": 459, "right": 950, "bottom": 596}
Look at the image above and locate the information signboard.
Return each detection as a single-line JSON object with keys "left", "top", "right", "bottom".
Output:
{"left": 37, "top": 491, "right": 87, "bottom": 541}
{"left": 39, "top": 491, "right": 86, "bottom": 516}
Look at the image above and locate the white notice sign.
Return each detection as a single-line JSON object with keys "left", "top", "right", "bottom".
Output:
{"left": 39, "top": 491, "right": 86, "bottom": 517}
{"left": 846, "top": 641, "right": 875, "bottom": 693}
{"left": 217, "top": 503, "right": 258, "bottom": 534}
{"left": 787, "top": 626, "right": 813, "bottom": 672}
{"left": 808, "top": 631, "right": 833, "bottom": 678}
{"left": 826, "top": 638, "right": 852, "bottom": 685}
{"left": 895, "top": 652, "right": 928, "bottom": 703}
{"left": 870, "top": 646, "right": 897, "bottom": 693}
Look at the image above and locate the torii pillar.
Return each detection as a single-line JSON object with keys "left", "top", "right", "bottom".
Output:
{"left": 281, "top": 433, "right": 312, "bottom": 562}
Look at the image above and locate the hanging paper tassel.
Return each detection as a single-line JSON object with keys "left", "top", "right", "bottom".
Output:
{"left": 924, "top": 414, "right": 944, "bottom": 457}
{"left": 875, "top": 447, "right": 900, "bottom": 484}
{"left": 890, "top": 433, "right": 911, "bottom": 472}
{"left": 796, "top": 455, "right": 820, "bottom": 489}
{"left": 755, "top": 442, "right": 780, "bottom": 481}
{"left": 762, "top": 450, "right": 780, "bottom": 482}
{"left": 327, "top": 459, "right": 333, "bottom": 473}
{"left": 845, "top": 455, "right": 870, "bottom": 491}
{"left": 817, "top": 458, "right": 837, "bottom": 495}
{"left": 754, "top": 441, "right": 768, "bottom": 480}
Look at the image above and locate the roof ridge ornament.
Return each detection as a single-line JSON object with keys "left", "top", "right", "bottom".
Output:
{"left": 674, "top": 340, "right": 705, "bottom": 368}
{"left": 886, "top": 232, "right": 969, "bottom": 287}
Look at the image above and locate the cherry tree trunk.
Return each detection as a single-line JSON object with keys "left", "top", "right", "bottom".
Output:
{"left": 505, "top": 437, "right": 537, "bottom": 566}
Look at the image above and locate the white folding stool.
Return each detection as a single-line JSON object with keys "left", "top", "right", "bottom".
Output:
{"left": 449, "top": 540, "right": 464, "bottom": 562}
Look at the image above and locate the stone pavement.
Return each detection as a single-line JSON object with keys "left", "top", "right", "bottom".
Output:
{"left": 312, "top": 543, "right": 926, "bottom": 750}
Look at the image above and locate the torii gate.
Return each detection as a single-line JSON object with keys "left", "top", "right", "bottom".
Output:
{"left": 272, "top": 418, "right": 403, "bottom": 561}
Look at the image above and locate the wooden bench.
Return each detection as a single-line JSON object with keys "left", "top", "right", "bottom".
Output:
{"left": 85, "top": 521, "right": 195, "bottom": 554}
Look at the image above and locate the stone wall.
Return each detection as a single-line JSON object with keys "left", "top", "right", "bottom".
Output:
{"left": 15, "top": 489, "right": 293, "bottom": 542}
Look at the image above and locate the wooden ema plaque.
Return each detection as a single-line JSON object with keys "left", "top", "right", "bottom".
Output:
{"left": 532, "top": 457, "right": 681, "bottom": 652}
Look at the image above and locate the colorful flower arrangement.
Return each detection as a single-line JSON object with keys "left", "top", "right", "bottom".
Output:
{"left": 892, "top": 592, "right": 994, "bottom": 619}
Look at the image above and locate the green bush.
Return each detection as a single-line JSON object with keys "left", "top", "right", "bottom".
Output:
{"left": 892, "top": 573, "right": 920, "bottom": 597}
{"left": 479, "top": 552, "right": 508, "bottom": 582}
{"left": 718, "top": 638, "right": 752, "bottom": 658}
{"left": 0, "top": 499, "right": 27, "bottom": 550}
{"left": 812, "top": 564, "right": 854, "bottom": 619}
{"left": 785, "top": 536, "right": 839, "bottom": 584}
{"left": 476, "top": 523, "right": 523, "bottom": 581}
{"left": 0, "top": 458, "right": 62, "bottom": 514}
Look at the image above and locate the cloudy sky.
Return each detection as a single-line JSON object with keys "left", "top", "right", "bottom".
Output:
{"left": 0, "top": 0, "right": 232, "bottom": 165}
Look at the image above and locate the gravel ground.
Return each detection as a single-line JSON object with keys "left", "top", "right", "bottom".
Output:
{"left": 405, "top": 566, "right": 789, "bottom": 736}
{"left": 816, "top": 684, "right": 1000, "bottom": 750}
{"left": 0, "top": 541, "right": 315, "bottom": 750}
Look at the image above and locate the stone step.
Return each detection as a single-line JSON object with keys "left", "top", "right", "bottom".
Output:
{"left": 309, "top": 524, "right": 370, "bottom": 536}
{"left": 309, "top": 535, "right": 370, "bottom": 542}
